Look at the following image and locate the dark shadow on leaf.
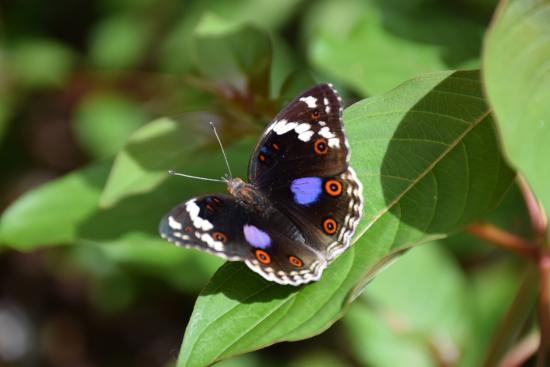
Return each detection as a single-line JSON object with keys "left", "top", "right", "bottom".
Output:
{"left": 200, "top": 262, "right": 298, "bottom": 302}
{"left": 380, "top": 70, "right": 513, "bottom": 242}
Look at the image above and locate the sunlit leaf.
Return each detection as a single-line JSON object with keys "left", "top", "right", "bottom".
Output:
{"left": 483, "top": 0, "right": 550, "bottom": 226}
{"left": 0, "top": 162, "right": 110, "bottom": 250}
{"left": 99, "top": 117, "right": 212, "bottom": 207}
{"left": 305, "top": 0, "right": 484, "bottom": 95}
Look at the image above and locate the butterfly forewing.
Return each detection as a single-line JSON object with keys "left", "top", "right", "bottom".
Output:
{"left": 248, "top": 83, "right": 363, "bottom": 261}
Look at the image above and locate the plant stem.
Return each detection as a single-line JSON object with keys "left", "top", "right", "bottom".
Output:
{"left": 536, "top": 254, "right": 550, "bottom": 367}
{"left": 498, "top": 330, "right": 539, "bottom": 367}
{"left": 518, "top": 176, "right": 548, "bottom": 244}
{"left": 485, "top": 268, "right": 538, "bottom": 367}
{"left": 466, "top": 222, "right": 537, "bottom": 259}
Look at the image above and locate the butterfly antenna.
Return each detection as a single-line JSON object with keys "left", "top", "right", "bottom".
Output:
{"left": 209, "top": 121, "right": 233, "bottom": 178}
{"left": 167, "top": 170, "right": 225, "bottom": 183}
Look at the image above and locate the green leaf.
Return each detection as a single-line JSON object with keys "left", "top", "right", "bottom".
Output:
{"left": 9, "top": 38, "right": 76, "bottom": 88}
{"left": 0, "top": 162, "right": 110, "bottom": 250}
{"left": 483, "top": 0, "right": 550, "bottom": 224}
{"left": 192, "top": 14, "right": 272, "bottom": 94}
{"left": 99, "top": 116, "right": 211, "bottom": 208}
{"left": 343, "top": 243, "right": 470, "bottom": 367}
{"left": 89, "top": 14, "right": 151, "bottom": 69}
{"left": 159, "top": 0, "right": 303, "bottom": 73}
{"left": 305, "top": 0, "right": 484, "bottom": 95}
{"left": 176, "top": 70, "right": 514, "bottom": 366}
{"left": 74, "top": 92, "right": 149, "bottom": 158}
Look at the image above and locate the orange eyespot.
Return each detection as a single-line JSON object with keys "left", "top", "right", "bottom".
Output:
{"left": 206, "top": 204, "right": 215, "bottom": 213}
{"left": 184, "top": 226, "right": 193, "bottom": 233}
{"left": 311, "top": 109, "right": 321, "bottom": 120}
{"left": 255, "top": 249, "right": 271, "bottom": 264}
{"left": 288, "top": 255, "right": 303, "bottom": 268}
{"left": 272, "top": 143, "right": 280, "bottom": 151}
{"left": 258, "top": 153, "right": 266, "bottom": 162}
{"left": 213, "top": 231, "right": 228, "bottom": 243}
{"left": 325, "top": 179, "right": 342, "bottom": 196}
{"left": 323, "top": 218, "right": 338, "bottom": 235}
{"left": 212, "top": 197, "right": 223, "bottom": 205}
{"left": 314, "top": 138, "right": 329, "bottom": 155}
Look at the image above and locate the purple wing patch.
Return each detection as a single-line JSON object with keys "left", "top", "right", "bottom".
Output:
{"left": 243, "top": 224, "right": 271, "bottom": 249}
{"left": 290, "top": 177, "right": 322, "bottom": 205}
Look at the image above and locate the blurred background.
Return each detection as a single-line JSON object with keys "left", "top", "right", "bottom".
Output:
{"left": 0, "top": 0, "right": 536, "bottom": 366}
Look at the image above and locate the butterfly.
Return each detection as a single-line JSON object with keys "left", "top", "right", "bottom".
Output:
{"left": 159, "top": 83, "right": 363, "bottom": 286}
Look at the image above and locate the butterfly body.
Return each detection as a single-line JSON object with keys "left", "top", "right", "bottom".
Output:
{"left": 160, "top": 84, "right": 363, "bottom": 286}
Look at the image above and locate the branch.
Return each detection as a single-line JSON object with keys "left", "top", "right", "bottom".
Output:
{"left": 466, "top": 222, "right": 537, "bottom": 259}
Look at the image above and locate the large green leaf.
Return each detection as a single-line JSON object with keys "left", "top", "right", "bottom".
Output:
{"left": 483, "top": 0, "right": 550, "bottom": 224}
{"left": 176, "top": 70, "right": 514, "bottom": 366}
{"left": 304, "top": 0, "right": 484, "bottom": 96}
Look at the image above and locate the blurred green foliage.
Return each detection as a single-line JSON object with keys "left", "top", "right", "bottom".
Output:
{"left": 0, "top": 0, "right": 548, "bottom": 366}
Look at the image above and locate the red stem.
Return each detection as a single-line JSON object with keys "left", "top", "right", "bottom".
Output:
{"left": 518, "top": 176, "right": 548, "bottom": 244}
{"left": 466, "top": 222, "right": 537, "bottom": 259}
{"left": 536, "top": 254, "right": 550, "bottom": 367}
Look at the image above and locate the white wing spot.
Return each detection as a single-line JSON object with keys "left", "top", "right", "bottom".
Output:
{"left": 201, "top": 233, "right": 224, "bottom": 251}
{"left": 299, "top": 96, "right": 317, "bottom": 108}
{"left": 298, "top": 130, "right": 314, "bottom": 142}
{"left": 318, "top": 127, "right": 340, "bottom": 148}
{"left": 272, "top": 119, "right": 298, "bottom": 135}
{"left": 323, "top": 97, "right": 331, "bottom": 113}
{"left": 168, "top": 216, "right": 182, "bottom": 230}
{"left": 186, "top": 200, "right": 214, "bottom": 231}
{"left": 295, "top": 123, "right": 311, "bottom": 134}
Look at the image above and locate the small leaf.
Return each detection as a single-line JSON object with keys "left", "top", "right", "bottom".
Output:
{"left": 192, "top": 14, "right": 272, "bottom": 94}
{"left": 89, "top": 14, "right": 151, "bottom": 69}
{"left": 483, "top": 0, "right": 550, "bottom": 223}
{"left": 9, "top": 38, "right": 76, "bottom": 88}
{"left": 74, "top": 92, "right": 149, "bottom": 158}
{"left": 0, "top": 162, "right": 110, "bottom": 250}
{"left": 176, "top": 70, "right": 514, "bottom": 366}
{"left": 305, "top": 0, "right": 484, "bottom": 95}
{"left": 99, "top": 116, "right": 212, "bottom": 208}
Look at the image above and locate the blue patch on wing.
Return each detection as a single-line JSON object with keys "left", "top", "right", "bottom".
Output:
{"left": 243, "top": 225, "right": 271, "bottom": 249}
{"left": 290, "top": 177, "right": 323, "bottom": 205}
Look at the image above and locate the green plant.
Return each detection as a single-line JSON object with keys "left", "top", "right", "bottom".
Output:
{"left": 0, "top": 0, "right": 549, "bottom": 366}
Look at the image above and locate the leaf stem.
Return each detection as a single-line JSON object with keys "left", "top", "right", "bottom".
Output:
{"left": 536, "top": 253, "right": 550, "bottom": 367}
{"left": 498, "top": 330, "right": 539, "bottom": 367}
{"left": 466, "top": 222, "right": 537, "bottom": 259}
{"left": 518, "top": 176, "right": 548, "bottom": 245}
{"left": 484, "top": 268, "right": 538, "bottom": 367}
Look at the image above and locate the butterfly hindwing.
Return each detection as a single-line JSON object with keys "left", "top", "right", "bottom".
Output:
{"left": 248, "top": 83, "right": 363, "bottom": 260}
{"left": 160, "top": 194, "right": 327, "bottom": 285}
